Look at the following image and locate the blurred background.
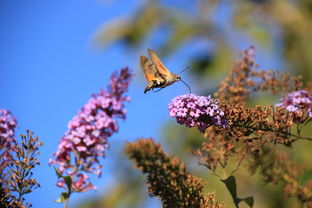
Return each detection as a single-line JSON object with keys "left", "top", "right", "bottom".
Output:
{"left": 1, "top": 0, "right": 312, "bottom": 207}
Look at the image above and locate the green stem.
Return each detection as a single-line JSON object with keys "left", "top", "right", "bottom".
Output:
{"left": 228, "top": 123, "right": 312, "bottom": 141}
{"left": 231, "top": 152, "right": 246, "bottom": 175}
{"left": 222, "top": 168, "right": 227, "bottom": 179}
{"left": 64, "top": 198, "right": 69, "bottom": 208}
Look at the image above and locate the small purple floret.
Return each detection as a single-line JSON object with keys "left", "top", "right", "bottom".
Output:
{"left": 275, "top": 90, "right": 312, "bottom": 122}
{"left": 0, "top": 109, "right": 17, "bottom": 144}
{"left": 168, "top": 94, "right": 227, "bottom": 132}
{"left": 0, "top": 109, "right": 17, "bottom": 176}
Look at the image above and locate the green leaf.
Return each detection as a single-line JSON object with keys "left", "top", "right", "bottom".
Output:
{"left": 222, "top": 176, "right": 237, "bottom": 200}
{"left": 300, "top": 169, "right": 312, "bottom": 186}
{"left": 54, "top": 167, "right": 62, "bottom": 178}
{"left": 222, "top": 176, "right": 254, "bottom": 207}
{"left": 63, "top": 176, "right": 72, "bottom": 190}
{"left": 240, "top": 196, "right": 254, "bottom": 207}
{"left": 54, "top": 192, "right": 69, "bottom": 203}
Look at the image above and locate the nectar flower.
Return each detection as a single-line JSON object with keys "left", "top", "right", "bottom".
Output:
{"left": 275, "top": 90, "right": 312, "bottom": 123}
{"left": 168, "top": 94, "right": 227, "bottom": 132}
{"left": 50, "top": 67, "right": 132, "bottom": 193}
{"left": 0, "top": 109, "right": 17, "bottom": 144}
{"left": 0, "top": 109, "right": 17, "bottom": 175}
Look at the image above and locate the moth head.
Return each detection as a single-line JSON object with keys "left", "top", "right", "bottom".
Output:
{"left": 173, "top": 74, "right": 181, "bottom": 81}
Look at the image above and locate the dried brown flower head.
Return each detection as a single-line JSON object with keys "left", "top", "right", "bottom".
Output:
{"left": 125, "top": 138, "right": 225, "bottom": 208}
{"left": 215, "top": 46, "right": 311, "bottom": 103}
{"left": 191, "top": 47, "right": 312, "bottom": 206}
{"left": 248, "top": 145, "right": 312, "bottom": 206}
{"left": 1, "top": 130, "right": 43, "bottom": 208}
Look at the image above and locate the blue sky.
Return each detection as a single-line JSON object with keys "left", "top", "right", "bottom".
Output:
{"left": 0, "top": 1, "right": 285, "bottom": 207}
{"left": 0, "top": 1, "right": 193, "bottom": 207}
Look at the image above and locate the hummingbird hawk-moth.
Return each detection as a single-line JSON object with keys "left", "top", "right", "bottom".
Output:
{"left": 140, "top": 48, "right": 191, "bottom": 94}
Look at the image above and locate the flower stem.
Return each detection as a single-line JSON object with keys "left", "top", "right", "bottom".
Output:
{"left": 65, "top": 198, "right": 69, "bottom": 208}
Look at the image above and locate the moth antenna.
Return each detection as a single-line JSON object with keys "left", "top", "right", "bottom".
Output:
{"left": 179, "top": 66, "right": 190, "bottom": 75}
{"left": 180, "top": 79, "right": 192, "bottom": 93}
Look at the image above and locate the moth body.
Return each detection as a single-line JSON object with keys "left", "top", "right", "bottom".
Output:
{"left": 140, "top": 49, "right": 182, "bottom": 93}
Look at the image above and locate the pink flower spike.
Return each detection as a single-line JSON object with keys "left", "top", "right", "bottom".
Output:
{"left": 0, "top": 109, "right": 17, "bottom": 175}
{"left": 50, "top": 67, "right": 132, "bottom": 194}
{"left": 275, "top": 90, "right": 312, "bottom": 123}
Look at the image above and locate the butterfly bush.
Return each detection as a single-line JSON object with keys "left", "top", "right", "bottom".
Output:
{"left": 275, "top": 90, "right": 312, "bottom": 123}
{"left": 168, "top": 94, "right": 227, "bottom": 132}
{"left": 50, "top": 67, "right": 132, "bottom": 193}
{"left": 0, "top": 109, "right": 17, "bottom": 176}
{"left": 0, "top": 110, "right": 42, "bottom": 208}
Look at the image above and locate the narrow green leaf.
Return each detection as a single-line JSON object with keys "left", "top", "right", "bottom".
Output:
{"left": 54, "top": 192, "right": 69, "bottom": 203}
{"left": 300, "top": 169, "right": 312, "bottom": 186}
{"left": 54, "top": 167, "right": 62, "bottom": 178}
{"left": 54, "top": 197, "right": 64, "bottom": 203}
{"left": 63, "top": 176, "right": 72, "bottom": 189}
{"left": 241, "top": 196, "right": 254, "bottom": 207}
{"left": 222, "top": 176, "right": 253, "bottom": 207}
{"left": 222, "top": 176, "right": 237, "bottom": 200}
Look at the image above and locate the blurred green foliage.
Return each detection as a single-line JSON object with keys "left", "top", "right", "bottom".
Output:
{"left": 78, "top": 0, "right": 312, "bottom": 207}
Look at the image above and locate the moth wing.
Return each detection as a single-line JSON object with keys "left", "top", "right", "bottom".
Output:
{"left": 148, "top": 49, "right": 171, "bottom": 76}
{"left": 140, "top": 55, "right": 159, "bottom": 82}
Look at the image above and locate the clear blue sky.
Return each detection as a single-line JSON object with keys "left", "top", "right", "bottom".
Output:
{"left": 0, "top": 1, "right": 195, "bottom": 207}
{"left": 0, "top": 1, "right": 283, "bottom": 207}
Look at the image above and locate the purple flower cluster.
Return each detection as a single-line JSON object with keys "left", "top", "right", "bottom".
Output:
{"left": 0, "top": 109, "right": 17, "bottom": 143}
{"left": 275, "top": 90, "right": 312, "bottom": 122}
{"left": 168, "top": 94, "right": 227, "bottom": 132}
{"left": 0, "top": 109, "right": 17, "bottom": 175}
{"left": 57, "top": 173, "right": 95, "bottom": 193}
{"left": 50, "top": 67, "right": 132, "bottom": 192}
